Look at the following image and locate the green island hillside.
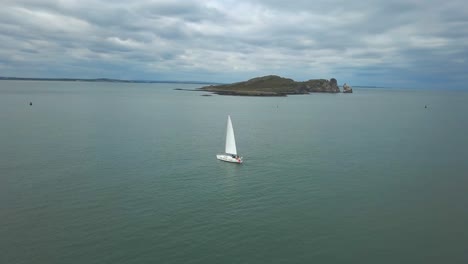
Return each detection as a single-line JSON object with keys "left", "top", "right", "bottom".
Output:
{"left": 199, "top": 75, "right": 350, "bottom": 96}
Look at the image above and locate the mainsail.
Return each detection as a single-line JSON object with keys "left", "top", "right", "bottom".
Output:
{"left": 225, "top": 115, "right": 237, "bottom": 155}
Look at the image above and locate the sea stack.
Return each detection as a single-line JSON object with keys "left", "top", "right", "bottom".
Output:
{"left": 343, "top": 83, "right": 353, "bottom": 93}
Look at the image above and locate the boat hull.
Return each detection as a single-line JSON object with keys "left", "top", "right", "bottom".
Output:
{"left": 216, "top": 154, "right": 243, "bottom": 164}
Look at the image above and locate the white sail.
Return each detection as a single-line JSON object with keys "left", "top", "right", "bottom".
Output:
{"left": 216, "top": 115, "right": 242, "bottom": 163}
{"left": 225, "top": 115, "right": 237, "bottom": 155}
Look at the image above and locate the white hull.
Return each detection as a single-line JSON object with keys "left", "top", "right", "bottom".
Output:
{"left": 216, "top": 154, "right": 243, "bottom": 164}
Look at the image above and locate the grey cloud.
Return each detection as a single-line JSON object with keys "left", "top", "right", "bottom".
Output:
{"left": 0, "top": 0, "right": 467, "bottom": 87}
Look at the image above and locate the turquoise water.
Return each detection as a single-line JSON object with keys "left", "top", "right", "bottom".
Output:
{"left": 1, "top": 81, "right": 467, "bottom": 263}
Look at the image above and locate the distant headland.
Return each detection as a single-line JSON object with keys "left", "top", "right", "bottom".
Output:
{"left": 199, "top": 75, "right": 352, "bottom": 96}
{"left": 0, "top": 76, "right": 218, "bottom": 85}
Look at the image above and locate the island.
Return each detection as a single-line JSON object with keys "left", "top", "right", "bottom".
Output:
{"left": 198, "top": 75, "right": 347, "bottom": 96}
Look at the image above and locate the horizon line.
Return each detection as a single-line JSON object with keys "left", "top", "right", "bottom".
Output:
{"left": 0, "top": 76, "right": 393, "bottom": 88}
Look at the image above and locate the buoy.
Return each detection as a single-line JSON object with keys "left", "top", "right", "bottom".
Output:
{"left": 29, "top": 102, "right": 32, "bottom": 106}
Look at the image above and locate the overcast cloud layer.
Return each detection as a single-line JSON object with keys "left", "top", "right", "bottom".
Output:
{"left": 1, "top": 0, "right": 467, "bottom": 87}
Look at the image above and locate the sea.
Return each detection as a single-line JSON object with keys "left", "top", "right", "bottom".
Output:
{"left": 1, "top": 80, "right": 467, "bottom": 263}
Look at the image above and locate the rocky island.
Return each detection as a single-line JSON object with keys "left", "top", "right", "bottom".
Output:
{"left": 198, "top": 75, "right": 350, "bottom": 96}
{"left": 343, "top": 83, "right": 353, "bottom": 93}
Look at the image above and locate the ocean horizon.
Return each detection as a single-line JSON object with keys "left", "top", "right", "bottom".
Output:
{"left": 2, "top": 76, "right": 452, "bottom": 90}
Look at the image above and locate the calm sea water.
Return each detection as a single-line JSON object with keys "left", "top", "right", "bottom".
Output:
{"left": 1, "top": 80, "right": 467, "bottom": 263}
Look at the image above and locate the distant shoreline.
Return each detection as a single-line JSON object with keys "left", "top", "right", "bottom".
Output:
{"left": 0, "top": 76, "right": 221, "bottom": 85}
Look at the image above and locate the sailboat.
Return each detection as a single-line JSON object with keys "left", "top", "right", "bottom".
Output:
{"left": 216, "top": 115, "right": 243, "bottom": 164}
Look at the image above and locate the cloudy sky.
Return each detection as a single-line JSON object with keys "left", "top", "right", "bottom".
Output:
{"left": 1, "top": 0, "right": 467, "bottom": 88}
